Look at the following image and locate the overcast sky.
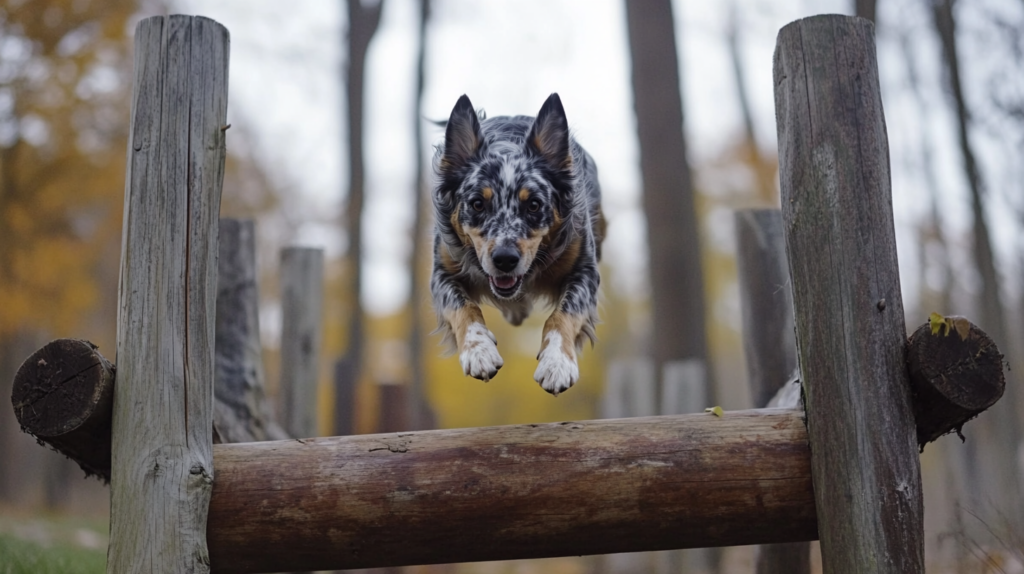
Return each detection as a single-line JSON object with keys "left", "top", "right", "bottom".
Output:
{"left": 176, "top": 0, "right": 1024, "bottom": 319}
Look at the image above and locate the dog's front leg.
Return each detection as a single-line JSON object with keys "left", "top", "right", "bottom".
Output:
{"left": 443, "top": 303, "right": 503, "bottom": 382}
{"left": 534, "top": 263, "right": 599, "bottom": 396}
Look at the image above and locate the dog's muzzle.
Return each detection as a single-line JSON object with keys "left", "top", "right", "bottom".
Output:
{"left": 489, "top": 245, "right": 524, "bottom": 298}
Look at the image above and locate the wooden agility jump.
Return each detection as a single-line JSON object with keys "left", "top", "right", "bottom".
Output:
{"left": 8, "top": 13, "right": 1008, "bottom": 574}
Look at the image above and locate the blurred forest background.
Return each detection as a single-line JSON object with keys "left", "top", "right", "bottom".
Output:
{"left": 1, "top": 0, "right": 1023, "bottom": 572}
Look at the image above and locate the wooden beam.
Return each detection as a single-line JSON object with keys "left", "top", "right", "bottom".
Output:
{"left": 108, "top": 15, "right": 228, "bottom": 573}
{"left": 206, "top": 410, "right": 817, "bottom": 573}
{"left": 775, "top": 15, "right": 924, "bottom": 573}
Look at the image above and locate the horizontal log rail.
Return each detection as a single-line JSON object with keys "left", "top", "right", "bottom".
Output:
{"left": 207, "top": 409, "right": 816, "bottom": 573}
{"left": 9, "top": 317, "right": 1005, "bottom": 573}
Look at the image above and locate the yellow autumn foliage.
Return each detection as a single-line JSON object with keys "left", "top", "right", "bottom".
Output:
{"left": 0, "top": 0, "right": 136, "bottom": 340}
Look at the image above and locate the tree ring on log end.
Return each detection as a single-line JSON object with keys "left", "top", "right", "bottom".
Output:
{"left": 11, "top": 338, "right": 114, "bottom": 479}
{"left": 906, "top": 319, "right": 1005, "bottom": 448}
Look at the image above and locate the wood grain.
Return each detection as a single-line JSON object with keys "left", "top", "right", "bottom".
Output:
{"left": 109, "top": 15, "right": 228, "bottom": 574}
{"left": 278, "top": 247, "right": 324, "bottom": 439}
{"left": 214, "top": 218, "right": 288, "bottom": 444}
{"left": 207, "top": 410, "right": 817, "bottom": 573}
{"left": 775, "top": 14, "right": 924, "bottom": 574}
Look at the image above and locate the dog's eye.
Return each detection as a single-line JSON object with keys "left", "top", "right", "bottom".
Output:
{"left": 471, "top": 198, "right": 484, "bottom": 212}
{"left": 527, "top": 199, "right": 542, "bottom": 213}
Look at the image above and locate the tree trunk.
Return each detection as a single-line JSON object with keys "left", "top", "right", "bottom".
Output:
{"left": 335, "top": 0, "right": 384, "bottom": 436}
{"left": 407, "top": 0, "right": 433, "bottom": 431}
{"left": 623, "top": 0, "right": 710, "bottom": 427}
{"left": 931, "top": 0, "right": 1023, "bottom": 533}
{"left": 855, "top": 0, "right": 877, "bottom": 23}
{"left": 625, "top": 3, "right": 715, "bottom": 569}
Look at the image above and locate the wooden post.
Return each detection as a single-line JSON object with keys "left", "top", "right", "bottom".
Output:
{"left": 109, "top": 15, "right": 228, "bottom": 574}
{"left": 734, "top": 209, "right": 809, "bottom": 574}
{"left": 775, "top": 15, "right": 924, "bottom": 573}
{"left": 278, "top": 247, "right": 324, "bottom": 439}
{"left": 215, "top": 219, "right": 288, "bottom": 443}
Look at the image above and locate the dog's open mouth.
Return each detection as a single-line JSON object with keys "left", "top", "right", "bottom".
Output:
{"left": 489, "top": 274, "right": 523, "bottom": 298}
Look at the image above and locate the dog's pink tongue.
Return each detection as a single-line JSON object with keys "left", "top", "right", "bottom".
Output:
{"left": 493, "top": 276, "right": 517, "bottom": 289}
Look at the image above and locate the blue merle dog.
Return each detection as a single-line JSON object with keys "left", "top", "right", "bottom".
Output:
{"left": 430, "top": 93, "right": 604, "bottom": 395}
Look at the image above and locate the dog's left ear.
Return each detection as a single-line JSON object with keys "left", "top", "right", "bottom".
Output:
{"left": 527, "top": 93, "right": 571, "bottom": 170}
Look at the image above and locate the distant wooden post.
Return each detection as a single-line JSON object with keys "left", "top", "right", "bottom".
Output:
{"left": 775, "top": 15, "right": 924, "bottom": 574}
{"left": 215, "top": 219, "right": 288, "bottom": 443}
{"left": 108, "top": 15, "right": 228, "bottom": 574}
{"left": 279, "top": 247, "right": 324, "bottom": 438}
{"left": 735, "top": 209, "right": 809, "bottom": 574}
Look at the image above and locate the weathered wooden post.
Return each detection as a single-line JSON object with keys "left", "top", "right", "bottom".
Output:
{"left": 108, "top": 15, "right": 228, "bottom": 573}
{"left": 215, "top": 219, "right": 288, "bottom": 443}
{"left": 775, "top": 14, "right": 924, "bottom": 573}
{"left": 278, "top": 247, "right": 324, "bottom": 438}
{"left": 735, "top": 208, "right": 809, "bottom": 574}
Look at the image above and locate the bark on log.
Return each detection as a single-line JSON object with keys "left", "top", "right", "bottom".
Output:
{"left": 206, "top": 410, "right": 816, "bottom": 573}
{"left": 10, "top": 339, "right": 113, "bottom": 480}
{"left": 108, "top": 15, "right": 227, "bottom": 574}
{"left": 9, "top": 327, "right": 1004, "bottom": 494}
{"left": 907, "top": 318, "right": 1005, "bottom": 447}
{"left": 775, "top": 14, "right": 924, "bottom": 574}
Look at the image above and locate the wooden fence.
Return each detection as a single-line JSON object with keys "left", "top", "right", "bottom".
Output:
{"left": 8, "top": 13, "right": 1010, "bottom": 574}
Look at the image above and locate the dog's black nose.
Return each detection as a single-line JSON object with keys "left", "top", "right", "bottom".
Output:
{"left": 492, "top": 246, "right": 520, "bottom": 273}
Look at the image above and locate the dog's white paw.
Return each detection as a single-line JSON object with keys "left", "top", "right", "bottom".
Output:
{"left": 460, "top": 323, "right": 503, "bottom": 381}
{"left": 534, "top": 332, "right": 579, "bottom": 396}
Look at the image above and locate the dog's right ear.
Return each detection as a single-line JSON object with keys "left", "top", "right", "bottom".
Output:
{"left": 441, "top": 95, "right": 481, "bottom": 173}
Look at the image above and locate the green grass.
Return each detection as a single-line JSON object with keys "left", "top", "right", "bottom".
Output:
{"left": 0, "top": 534, "right": 105, "bottom": 574}
{"left": 0, "top": 513, "right": 107, "bottom": 574}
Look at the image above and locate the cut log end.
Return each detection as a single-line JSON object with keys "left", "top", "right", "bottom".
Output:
{"left": 11, "top": 338, "right": 114, "bottom": 481}
{"left": 907, "top": 318, "right": 1005, "bottom": 448}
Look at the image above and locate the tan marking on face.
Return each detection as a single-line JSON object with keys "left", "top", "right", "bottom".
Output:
{"left": 515, "top": 226, "right": 549, "bottom": 271}
{"left": 541, "top": 310, "right": 588, "bottom": 359}
{"left": 545, "top": 208, "right": 564, "bottom": 241}
{"left": 443, "top": 304, "right": 486, "bottom": 351}
{"left": 464, "top": 226, "right": 492, "bottom": 263}
{"left": 519, "top": 188, "right": 530, "bottom": 202}
{"left": 450, "top": 205, "right": 471, "bottom": 247}
{"left": 481, "top": 187, "right": 493, "bottom": 201}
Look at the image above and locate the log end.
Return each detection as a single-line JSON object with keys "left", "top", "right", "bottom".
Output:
{"left": 11, "top": 338, "right": 114, "bottom": 481}
{"left": 907, "top": 317, "right": 1005, "bottom": 448}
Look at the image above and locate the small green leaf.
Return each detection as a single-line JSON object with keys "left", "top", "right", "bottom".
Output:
{"left": 929, "top": 312, "right": 947, "bottom": 336}
{"left": 704, "top": 406, "right": 724, "bottom": 417}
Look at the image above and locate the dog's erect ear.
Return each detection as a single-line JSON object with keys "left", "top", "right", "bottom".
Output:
{"left": 442, "top": 95, "right": 481, "bottom": 172}
{"left": 527, "top": 93, "right": 571, "bottom": 170}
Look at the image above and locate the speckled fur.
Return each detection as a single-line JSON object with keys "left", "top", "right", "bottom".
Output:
{"left": 430, "top": 93, "right": 603, "bottom": 395}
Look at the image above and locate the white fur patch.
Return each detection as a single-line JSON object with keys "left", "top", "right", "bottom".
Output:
{"left": 460, "top": 323, "right": 503, "bottom": 381}
{"left": 534, "top": 331, "right": 579, "bottom": 396}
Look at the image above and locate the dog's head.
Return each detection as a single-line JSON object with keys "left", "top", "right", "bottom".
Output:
{"left": 435, "top": 93, "right": 575, "bottom": 300}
